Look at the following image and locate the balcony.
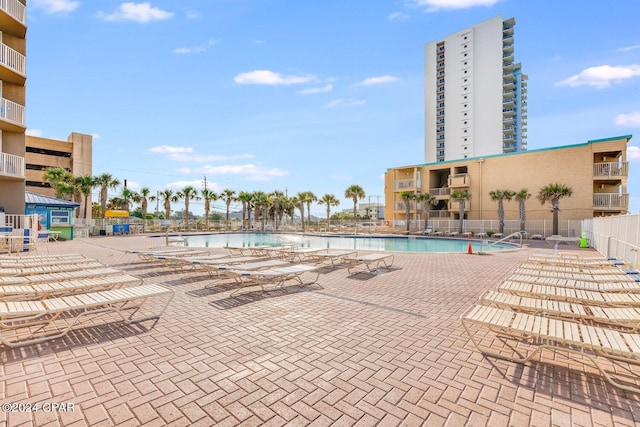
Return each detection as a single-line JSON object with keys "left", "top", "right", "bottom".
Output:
{"left": 428, "top": 210, "right": 451, "bottom": 218}
{"left": 429, "top": 187, "right": 451, "bottom": 197}
{"left": 0, "top": 151, "right": 24, "bottom": 179}
{"left": 448, "top": 173, "right": 470, "bottom": 188}
{"left": 0, "top": 97, "right": 25, "bottom": 131}
{"left": 593, "top": 193, "right": 629, "bottom": 210}
{"left": 449, "top": 200, "right": 470, "bottom": 213}
{"left": 395, "top": 201, "right": 420, "bottom": 211}
{"left": 593, "top": 162, "right": 628, "bottom": 178}
{"left": 0, "top": 0, "right": 26, "bottom": 37}
{"left": 395, "top": 179, "right": 421, "bottom": 191}
{"left": 0, "top": 43, "right": 25, "bottom": 84}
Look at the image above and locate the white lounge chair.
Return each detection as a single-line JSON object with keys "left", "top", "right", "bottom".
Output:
{"left": 0, "top": 283, "right": 174, "bottom": 347}
{"left": 225, "top": 264, "right": 321, "bottom": 294}
{"left": 0, "top": 274, "right": 142, "bottom": 301}
{"left": 0, "top": 261, "right": 106, "bottom": 277}
{"left": 344, "top": 253, "right": 394, "bottom": 275}
{"left": 498, "top": 281, "right": 640, "bottom": 306}
{"left": 0, "top": 267, "right": 125, "bottom": 286}
{"left": 307, "top": 249, "right": 357, "bottom": 267}
{"left": 461, "top": 304, "right": 640, "bottom": 394}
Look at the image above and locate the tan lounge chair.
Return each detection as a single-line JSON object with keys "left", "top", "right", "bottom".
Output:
{"left": 498, "top": 281, "right": 640, "bottom": 306}
{"left": 0, "top": 261, "right": 106, "bottom": 277}
{"left": 0, "top": 284, "right": 174, "bottom": 347}
{"left": 461, "top": 304, "right": 640, "bottom": 394}
{"left": 307, "top": 249, "right": 357, "bottom": 267}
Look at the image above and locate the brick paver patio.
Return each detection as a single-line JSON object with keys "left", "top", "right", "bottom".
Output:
{"left": 1, "top": 235, "right": 639, "bottom": 426}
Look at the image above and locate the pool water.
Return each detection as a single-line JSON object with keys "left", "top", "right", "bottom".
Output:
{"left": 181, "top": 233, "right": 516, "bottom": 253}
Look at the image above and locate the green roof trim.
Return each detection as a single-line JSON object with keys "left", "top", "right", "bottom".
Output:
{"left": 386, "top": 134, "right": 633, "bottom": 170}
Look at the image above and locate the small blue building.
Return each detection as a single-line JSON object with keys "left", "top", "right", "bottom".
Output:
{"left": 25, "top": 191, "right": 79, "bottom": 240}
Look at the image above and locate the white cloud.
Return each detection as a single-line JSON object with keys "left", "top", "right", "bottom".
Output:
{"left": 167, "top": 153, "right": 255, "bottom": 162}
{"left": 234, "top": 70, "right": 315, "bottom": 85}
{"left": 32, "top": 0, "right": 79, "bottom": 14}
{"left": 166, "top": 180, "right": 210, "bottom": 191}
{"left": 148, "top": 145, "right": 193, "bottom": 154}
{"left": 92, "top": 133, "right": 101, "bottom": 139}
{"left": 556, "top": 65, "right": 640, "bottom": 89}
{"left": 297, "top": 84, "right": 333, "bottom": 95}
{"left": 410, "top": 0, "right": 501, "bottom": 12}
{"left": 615, "top": 112, "right": 640, "bottom": 127}
{"left": 324, "top": 99, "right": 367, "bottom": 108}
{"left": 389, "top": 12, "right": 409, "bottom": 21}
{"left": 617, "top": 45, "right": 640, "bottom": 53}
{"left": 97, "top": 2, "right": 174, "bottom": 23}
{"left": 628, "top": 146, "right": 640, "bottom": 161}
{"left": 26, "top": 129, "right": 43, "bottom": 137}
{"left": 173, "top": 39, "right": 218, "bottom": 54}
{"left": 354, "top": 75, "right": 398, "bottom": 86}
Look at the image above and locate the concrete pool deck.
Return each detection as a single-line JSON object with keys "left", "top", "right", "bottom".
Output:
{"left": 1, "top": 235, "right": 639, "bottom": 426}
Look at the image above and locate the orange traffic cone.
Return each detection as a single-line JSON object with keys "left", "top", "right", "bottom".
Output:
{"left": 467, "top": 241, "right": 473, "bottom": 254}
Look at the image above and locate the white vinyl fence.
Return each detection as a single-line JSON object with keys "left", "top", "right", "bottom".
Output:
{"left": 588, "top": 213, "right": 640, "bottom": 266}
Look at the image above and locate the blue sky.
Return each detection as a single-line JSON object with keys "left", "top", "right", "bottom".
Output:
{"left": 25, "top": 0, "right": 640, "bottom": 216}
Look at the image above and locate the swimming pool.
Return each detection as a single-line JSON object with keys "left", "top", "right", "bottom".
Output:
{"left": 181, "top": 233, "right": 517, "bottom": 253}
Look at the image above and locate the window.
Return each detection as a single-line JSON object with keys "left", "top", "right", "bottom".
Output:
{"left": 50, "top": 210, "right": 71, "bottom": 225}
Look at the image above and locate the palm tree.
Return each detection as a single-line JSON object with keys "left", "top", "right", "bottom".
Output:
{"left": 220, "top": 189, "right": 236, "bottom": 230}
{"left": 345, "top": 184, "right": 366, "bottom": 220}
{"left": 42, "top": 167, "right": 72, "bottom": 199}
{"left": 299, "top": 191, "right": 317, "bottom": 226}
{"left": 286, "top": 196, "right": 298, "bottom": 224}
{"left": 121, "top": 187, "right": 137, "bottom": 212}
{"left": 139, "top": 187, "right": 152, "bottom": 218}
{"left": 514, "top": 189, "right": 531, "bottom": 232}
{"left": 450, "top": 189, "right": 470, "bottom": 235}
{"left": 270, "top": 190, "right": 286, "bottom": 230}
{"left": 537, "top": 183, "right": 573, "bottom": 235}
{"left": 399, "top": 191, "right": 416, "bottom": 233}
{"left": 201, "top": 189, "right": 218, "bottom": 230}
{"left": 252, "top": 191, "right": 271, "bottom": 231}
{"left": 318, "top": 194, "right": 340, "bottom": 229}
{"left": 94, "top": 173, "right": 121, "bottom": 218}
{"left": 73, "top": 174, "right": 95, "bottom": 220}
{"left": 417, "top": 192, "right": 437, "bottom": 233}
{"left": 489, "top": 189, "right": 516, "bottom": 234}
{"left": 178, "top": 186, "right": 200, "bottom": 230}
{"left": 296, "top": 192, "right": 308, "bottom": 231}
{"left": 237, "top": 191, "right": 253, "bottom": 230}
{"left": 159, "top": 189, "right": 178, "bottom": 221}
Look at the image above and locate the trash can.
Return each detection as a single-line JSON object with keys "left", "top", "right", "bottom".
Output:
{"left": 112, "top": 224, "right": 130, "bottom": 235}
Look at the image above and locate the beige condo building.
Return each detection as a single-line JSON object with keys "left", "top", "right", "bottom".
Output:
{"left": 25, "top": 133, "right": 93, "bottom": 218}
{"left": 0, "top": 1, "right": 27, "bottom": 215}
{"left": 384, "top": 135, "right": 631, "bottom": 224}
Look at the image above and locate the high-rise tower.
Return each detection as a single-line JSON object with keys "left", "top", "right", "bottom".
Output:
{"left": 424, "top": 15, "right": 527, "bottom": 162}
{"left": 0, "top": 0, "right": 27, "bottom": 214}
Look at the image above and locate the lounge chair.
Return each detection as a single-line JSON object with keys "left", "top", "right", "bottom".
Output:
{"left": 461, "top": 304, "right": 640, "bottom": 394}
{"left": 191, "top": 256, "right": 270, "bottom": 276}
{"left": 0, "top": 261, "right": 106, "bottom": 277}
{"left": 0, "top": 254, "right": 89, "bottom": 267}
{"left": 286, "top": 247, "right": 327, "bottom": 262}
{"left": 225, "top": 264, "right": 321, "bottom": 294}
{"left": 344, "top": 253, "right": 394, "bottom": 275}
{"left": 511, "top": 269, "right": 635, "bottom": 283}
{"left": 0, "top": 273, "right": 142, "bottom": 301}
{"left": 480, "top": 290, "right": 640, "bottom": 330}
{"left": 211, "top": 259, "right": 290, "bottom": 274}
{"left": 0, "top": 267, "right": 125, "bottom": 286}
{"left": 224, "top": 245, "right": 270, "bottom": 256}
{"left": 517, "top": 262, "right": 627, "bottom": 275}
{"left": 497, "top": 281, "right": 640, "bottom": 306}
{"left": 0, "top": 283, "right": 174, "bottom": 347}
{"left": 307, "top": 250, "right": 357, "bottom": 267}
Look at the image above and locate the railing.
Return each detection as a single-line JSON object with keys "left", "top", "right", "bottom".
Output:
{"left": 0, "top": 0, "right": 26, "bottom": 25}
{"left": 0, "top": 97, "right": 25, "bottom": 126}
{"left": 0, "top": 150, "right": 24, "bottom": 178}
{"left": 593, "top": 162, "right": 628, "bottom": 178}
{"left": 395, "top": 179, "right": 421, "bottom": 190}
{"left": 0, "top": 43, "right": 25, "bottom": 76}
{"left": 588, "top": 213, "right": 639, "bottom": 265}
{"left": 429, "top": 187, "right": 450, "bottom": 196}
{"left": 395, "top": 201, "right": 419, "bottom": 210}
{"left": 593, "top": 193, "right": 629, "bottom": 209}
{"left": 448, "top": 173, "right": 470, "bottom": 187}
